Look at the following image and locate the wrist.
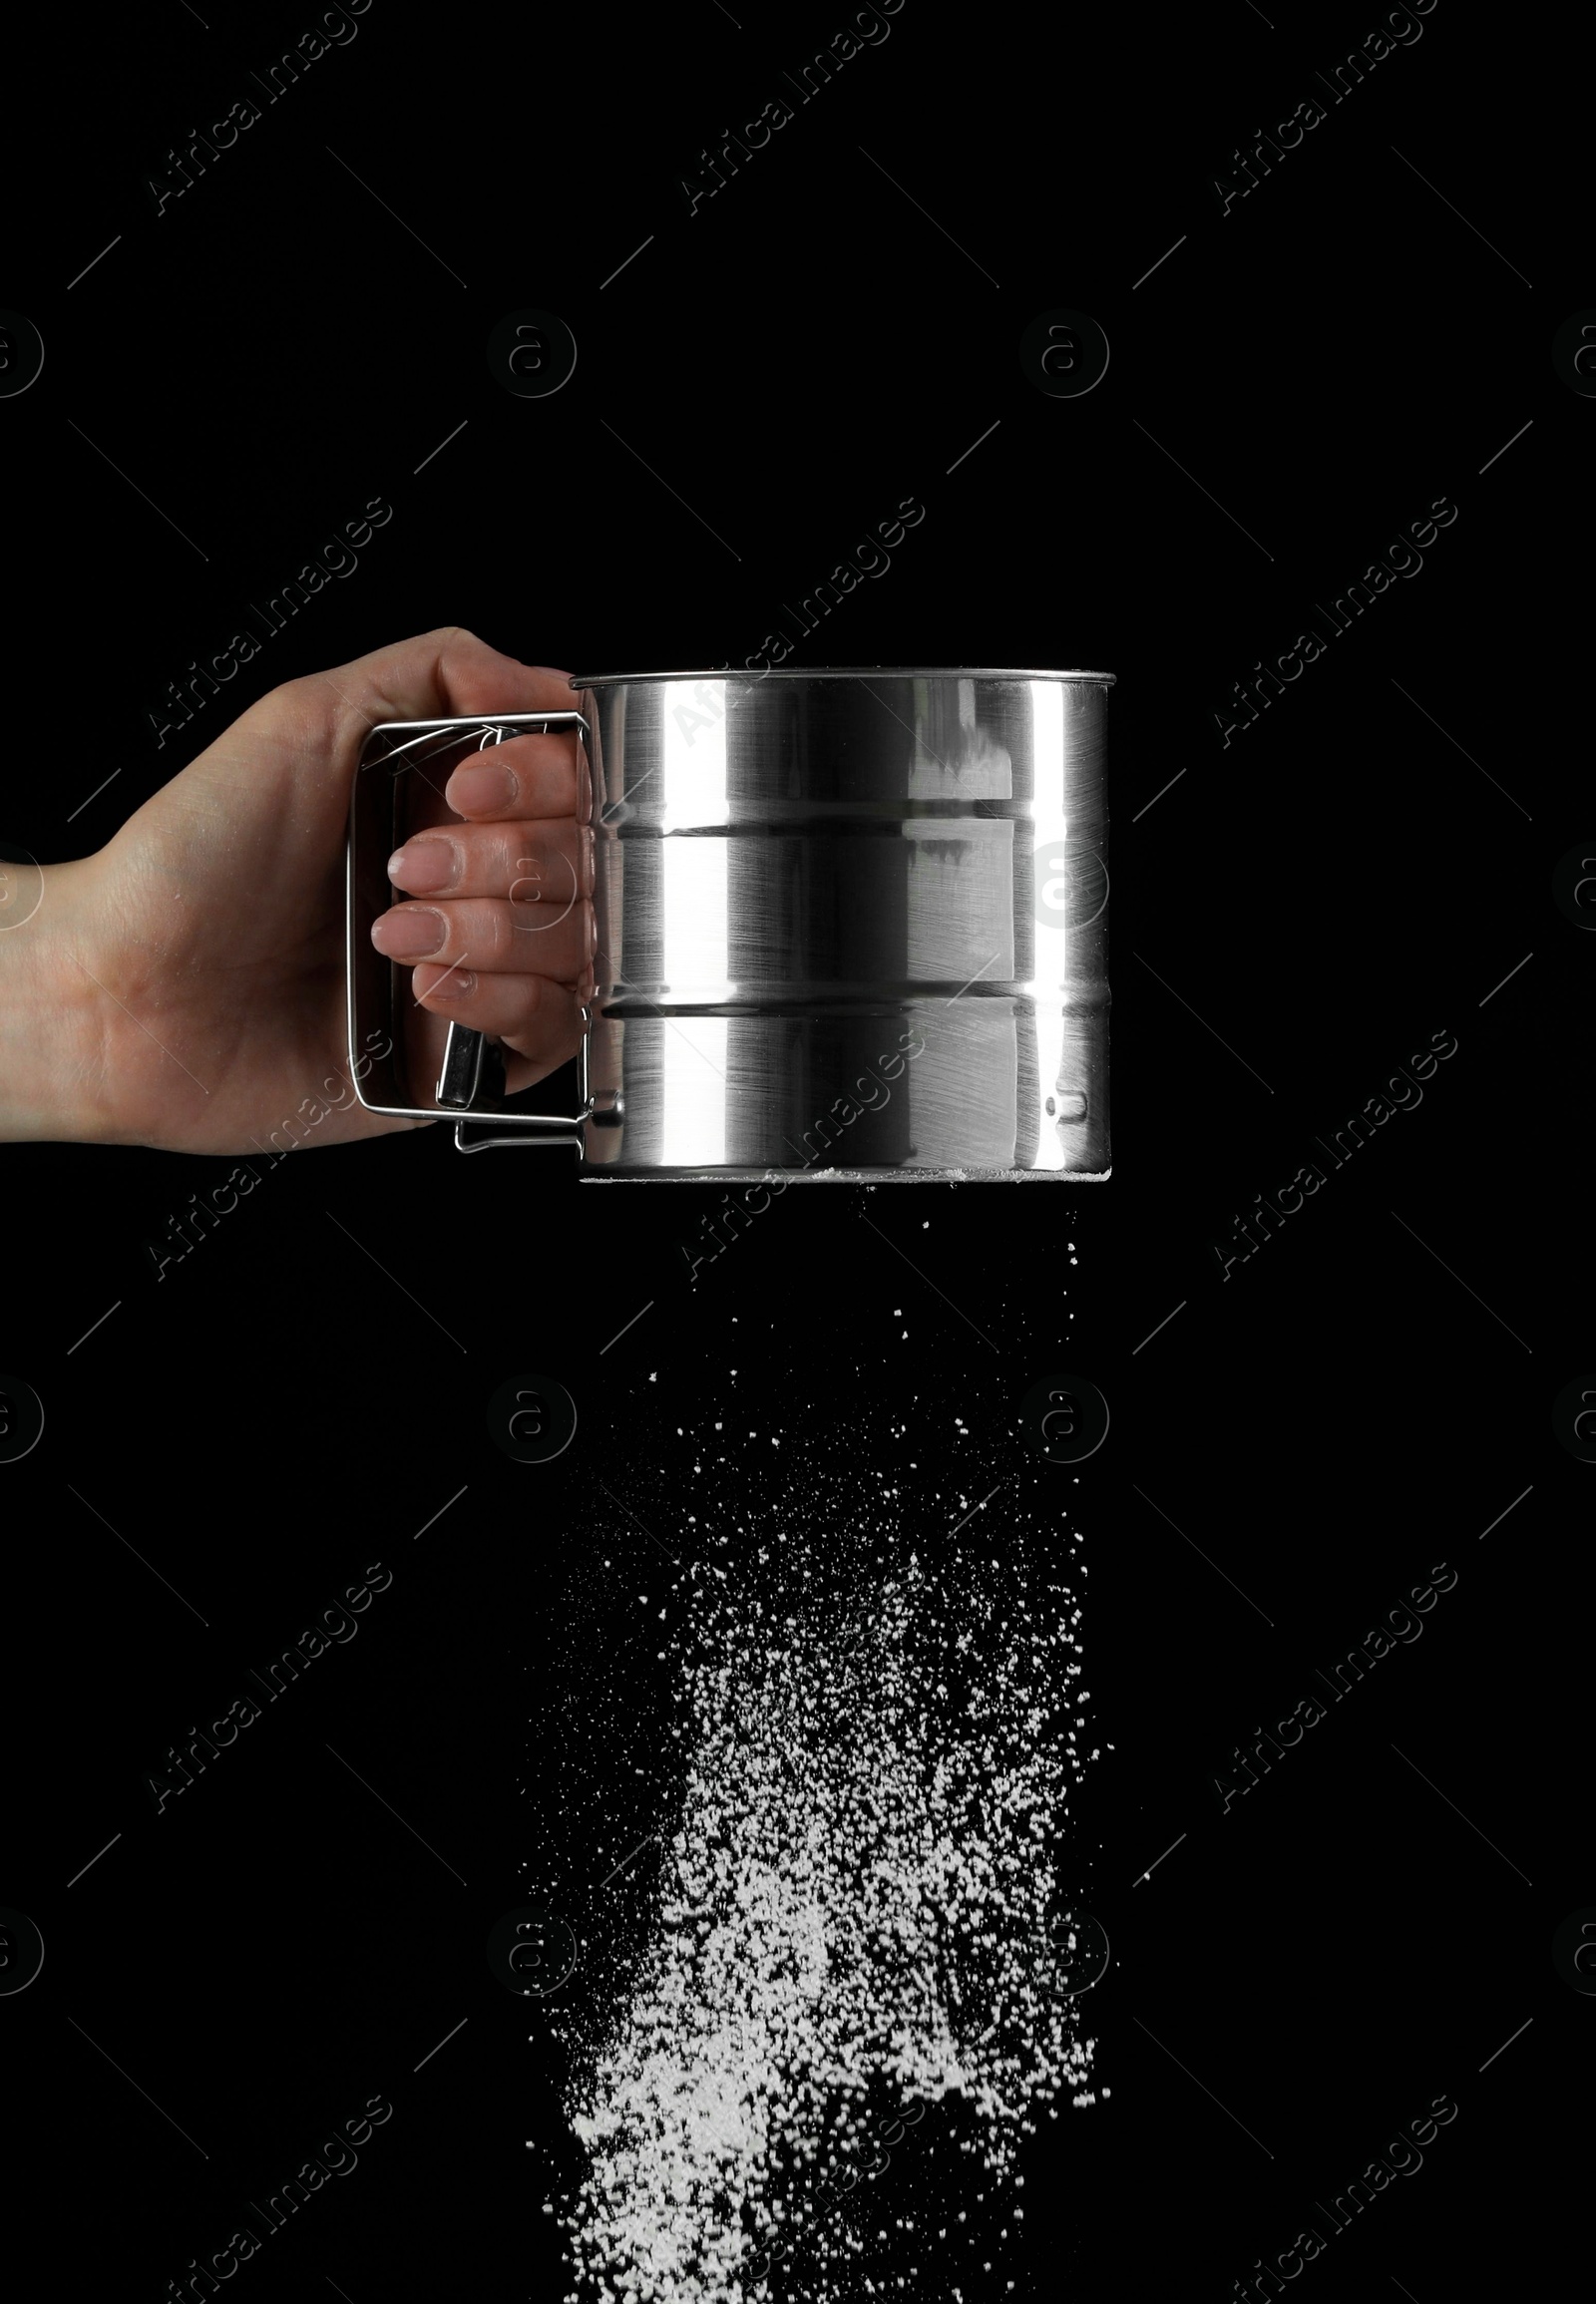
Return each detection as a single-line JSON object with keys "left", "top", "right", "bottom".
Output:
{"left": 0, "top": 857, "right": 115, "bottom": 1145}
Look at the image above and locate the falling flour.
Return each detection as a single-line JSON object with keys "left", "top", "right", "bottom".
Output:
{"left": 544, "top": 1472, "right": 1101, "bottom": 2302}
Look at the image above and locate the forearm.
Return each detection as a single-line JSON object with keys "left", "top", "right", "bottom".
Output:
{"left": 0, "top": 857, "right": 112, "bottom": 1145}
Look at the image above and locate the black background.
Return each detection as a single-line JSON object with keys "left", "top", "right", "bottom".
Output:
{"left": 2, "top": 3, "right": 1582, "bottom": 2299}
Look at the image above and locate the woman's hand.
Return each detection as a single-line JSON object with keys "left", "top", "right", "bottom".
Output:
{"left": 0, "top": 626, "right": 591, "bottom": 1152}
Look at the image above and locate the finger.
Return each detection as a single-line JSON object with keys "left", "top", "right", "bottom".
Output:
{"left": 386, "top": 820, "right": 594, "bottom": 906}
{"left": 442, "top": 730, "right": 588, "bottom": 823}
{"left": 371, "top": 894, "right": 595, "bottom": 980}
{"left": 409, "top": 963, "right": 587, "bottom": 1073}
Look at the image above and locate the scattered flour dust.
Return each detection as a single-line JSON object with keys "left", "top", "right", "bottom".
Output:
{"left": 548, "top": 1482, "right": 1101, "bottom": 2303}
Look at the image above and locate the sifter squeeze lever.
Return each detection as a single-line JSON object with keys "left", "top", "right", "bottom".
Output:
{"left": 345, "top": 706, "right": 597, "bottom": 1155}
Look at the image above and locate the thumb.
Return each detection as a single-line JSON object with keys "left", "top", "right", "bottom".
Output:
{"left": 297, "top": 625, "right": 579, "bottom": 768}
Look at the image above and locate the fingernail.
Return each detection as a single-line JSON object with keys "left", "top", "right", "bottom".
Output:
{"left": 425, "top": 968, "right": 476, "bottom": 1000}
{"left": 447, "top": 761, "right": 516, "bottom": 814}
{"left": 371, "top": 908, "right": 445, "bottom": 959}
{"left": 387, "top": 840, "right": 457, "bottom": 894}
